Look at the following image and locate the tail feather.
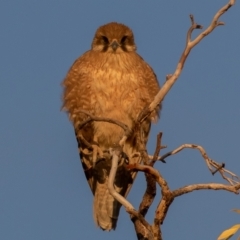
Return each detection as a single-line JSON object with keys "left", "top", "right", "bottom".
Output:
{"left": 93, "top": 181, "right": 120, "bottom": 230}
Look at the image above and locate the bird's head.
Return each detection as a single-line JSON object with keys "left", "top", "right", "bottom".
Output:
{"left": 91, "top": 22, "right": 136, "bottom": 53}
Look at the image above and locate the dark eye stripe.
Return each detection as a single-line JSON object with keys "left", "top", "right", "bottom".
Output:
{"left": 121, "top": 45, "right": 128, "bottom": 52}
{"left": 102, "top": 45, "right": 108, "bottom": 52}
{"left": 101, "top": 36, "right": 109, "bottom": 44}
{"left": 121, "top": 36, "right": 128, "bottom": 44}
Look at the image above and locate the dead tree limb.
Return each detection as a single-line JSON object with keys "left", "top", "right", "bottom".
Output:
{"left": 159, "top": 143, "right": 240, "bottom": 185}
{"left": 77, "top": 109, "right": 131, "bottom": 135}
{"left": 138, "top": 0, "right": 236, "bottom": 124}
{"left": 108, "top": 148, "right": 135, "bottom": 210}
{"left": 172, "top": 183, "right": 240, "bottom": 197}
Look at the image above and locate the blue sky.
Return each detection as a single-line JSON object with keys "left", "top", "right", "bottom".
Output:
{"left": 1, "top": 1, "right": 239, "bottom": 239}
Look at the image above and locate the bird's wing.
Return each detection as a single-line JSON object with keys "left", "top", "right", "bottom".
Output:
{"left": 62, "top": 51, "right": 97, "bottom": 191}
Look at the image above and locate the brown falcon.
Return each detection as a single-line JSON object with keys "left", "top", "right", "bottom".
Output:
{"left": 62, "top": 22, "right": 161, "bottom": 230}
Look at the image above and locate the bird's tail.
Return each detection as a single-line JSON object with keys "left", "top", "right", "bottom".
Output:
{"left": 93, "top": 180, "right": 121, "bottom": 230}
{"left": 91, "top": 151, "right": 135, "bottom": 231}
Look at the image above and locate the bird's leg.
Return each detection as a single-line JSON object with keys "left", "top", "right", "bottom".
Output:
{"left": 75, "top": 132, "right": 103, "bottom": 168}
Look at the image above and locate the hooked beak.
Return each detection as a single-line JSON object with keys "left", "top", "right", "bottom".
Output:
{"left": 110, "top": 40, "right": 120, "bottom": 51}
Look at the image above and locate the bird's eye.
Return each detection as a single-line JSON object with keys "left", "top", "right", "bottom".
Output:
{"left": 101, "top": 36, "right": 109, "bottom": 44}
{"left": 120, "top": 36, "right": 128, "bottom": 44}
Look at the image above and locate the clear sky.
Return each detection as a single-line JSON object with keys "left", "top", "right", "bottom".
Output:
{"left": 1, "top": 1, "right": 240, "bottom": 239}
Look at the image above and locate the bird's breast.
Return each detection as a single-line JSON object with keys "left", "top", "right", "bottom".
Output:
{"left": 90, "top": 55, "right": 141, "bottom": 146}
{"left": 92, "top": 67, "right": 139, "bottom": 116}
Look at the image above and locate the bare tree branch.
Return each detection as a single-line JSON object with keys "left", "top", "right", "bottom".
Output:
{"left": 78, "top": 109, "right": 131, "bottom": 148}
{"left": 108, "top": 148, "right": 154, "bottom": 237}
{"left": 77, "top": 109, "right": 131, "bottom": 134}
{"left": 173, "top": 183, "right": 240, "bottom": 197}
{"left": 160, "top": 143, "right": 216, "bottom": 170}
{"left": 138, "top": 0, "right": 236, "bottom": 124}
{"left": 127, "top": 208, "right": 153, "bottom": 238}
{"left": 128, "top": 163, "right": 173, "bottom": 228}
{"left": 129, "top": 163, "right": 240, "bottom": 230}
{"left": 159, "top": 143, "right": 240, "bottom": 185}
{"left": 108, "top": 148, "right": 134, "bottom": 210}
{"left": 150, "top": 132, "right": 165, "bottom": 165}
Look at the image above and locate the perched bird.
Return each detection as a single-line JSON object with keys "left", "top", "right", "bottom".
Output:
{"left": 62, "top": 22, "right": 161, "bottom": 231}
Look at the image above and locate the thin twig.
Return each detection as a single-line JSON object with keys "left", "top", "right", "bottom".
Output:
{"left": 108, "top": 149, "right": 154, "bottom": 238}
{"left": 186, "top": 14, "right": 203, "bottom": 44}
{"left": 78, "top": 109, "right": 131, "bottom": 135}
{"left": 78, "top": 109, "right": 131, "bottom": 149}
{"left": 159, "top": 143, "right": 239, "bottom": 185}
{"left": 150, "top": 132, "right": 165, "bottom": 165}
{"left": 139, "top": 133, "right": 164, "bottom": 218}
{"left": 172, "top": 183, "right": 240, "bottom": 197}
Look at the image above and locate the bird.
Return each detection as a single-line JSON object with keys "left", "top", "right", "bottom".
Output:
{"left": 62, "top": 22, "right": 161, "bottom": 231}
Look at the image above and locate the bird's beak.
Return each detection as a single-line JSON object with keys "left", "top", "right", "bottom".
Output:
{"left": 110, "top": 40, "right": 120, "bottom": 51}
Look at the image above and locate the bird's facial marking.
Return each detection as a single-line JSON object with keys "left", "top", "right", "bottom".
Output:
{"left": 101, "top": 35, "right": 109, "bottom": 44}
{"left": 120, "top": 35, "right": 135, "bottom": 52}
{"left": 100, "top": 35, "right": 109, "bottom": 52}
{"left": 91, "top": 22, "right": 137, "bottom": 53}
{"left": 120, "top": 35, "right": 128, "bottom": 44}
